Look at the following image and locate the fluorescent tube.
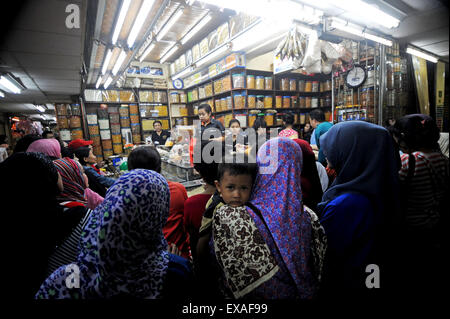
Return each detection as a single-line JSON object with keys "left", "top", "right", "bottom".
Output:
{"left": 156, "top": 7, "right": 184, "bottom": 41}
{"left": 103, "top": 76, "right": 113, "bottom": 89}
{"left": 112, "top": 50, "right": 127, "bottom": 75}
{"left": 160, "top": 45, "right": 179, "bottom": 64}
{"left": 101, "top": 49, "right": 113, "bottom": 75}
{"left": 140, "top": 43, "right": 156, "bottom": 62}
{"left": 127, "top": 0, "right": 156, "bottom": 48}
{"left": 406, "top": 47, "right": 438, "bottom": 63}
{"left": 95, "top": 76, "right": 102, "bottom": 89}
{"left": 181, "top": 13, "right": 211, "bottom": 45}
{"left": 112, "top": 0, "right": 131, "bottom": 44}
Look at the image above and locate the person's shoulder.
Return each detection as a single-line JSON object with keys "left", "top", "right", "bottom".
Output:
{"left": 327, "top": 193, "right": 371, "bottom": 211}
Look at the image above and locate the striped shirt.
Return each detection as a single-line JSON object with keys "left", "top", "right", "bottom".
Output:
{"left": 47, "top": 207, "right": 93, "bottom": 276}
{"left": 399, "top": 151, "right": 449, "bottom": 229}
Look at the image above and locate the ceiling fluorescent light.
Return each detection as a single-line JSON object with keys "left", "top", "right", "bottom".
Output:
{"left": 156, "top": 7, "right": 184, "bottom": 42}
{"left": 171, "top": 66, "right": 193, "bottom": 80}
{"left": 95, "top": 76, "right": 103, "bottom": 88}
{"left": 140, "top": 43, "right": 156, "bottom": 62}
{"left": 112, "top": 0, "right": 131, "bottom": 44}
{"left": 160, "top": 45, "right": 179, "bottom": 64}
{"left": 101, "top": 49, "right": 113, "bottom": 75}
{"left": 0, "top": 75, "right": 23, "bottom": 94}
{"left": 0, "top": 91, "right": 4, "bottom": 98}
{"left": 112, "top": 50, "right": 127, "bottom": 75}
{"left": 196, "top": 44, "right": 229, "bottom": 67}
{"left": 181, "top": 13, "right": 212, "bottom": 45}
{"left": 406, "top": 47, "right": 438, "bottom": 63}
{"left": 319, "top": 0, "right": 400, "bottom": 29}
{"left": 35, "top": 105, "right": 46, "bottom": 113}
{"left": 103, "top": 76, "right": 113, "bottom": 89}
{"left": 127, "top": 0, "right": 156, "bottom": 48}
{"left": 330, "top": 19, "right": 392, "bottom": 47}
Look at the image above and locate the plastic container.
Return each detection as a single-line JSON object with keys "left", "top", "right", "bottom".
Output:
{"left": 311, "top": 81, "right": 319, "bottom": 92}
{"left": 265, "top": 77, "right": 273, "bottom": 90}
{"left": 248, "top": 95, "right": 256, "bottom": 108}
{"left": 291, "top": 96, "right": 298, "bottom": 108}
{"left": 275, "top": 96, "right": 282, "bottom": 108}
{"left": 234, "top": 94, "right": 244, "bottom": 109}
{"left": 214, "top": 79, "right": 223, "bottom": 94}
{"left": 88, "top": 125, "right": 99, "bottom": 135}
{"left": 311, "top": 97, "right": 318, "bottom": 108}
{"left": 180, "top": 93, "right": 187, "bottom": 103}
{"left": 305, "top": 81, "right": 312, "bottom": 92}
{"left": 323, "top": 80, "right": 331, "bottom": 91}
{"left": 324, "top": 94, "right": 331, "bottom": 107}
{"left": 215, "top": 100, "right": 222, "bottom": 112}
{"left": 298, "top": 80, "right": 305, "bottom": 92}
{"left": 227, "top": 96, "right": 232, "bottom": 110}
{"left": 299, "top": 97, "right": 306, "bottom": 108}
{"left": 232, "top": 73, "right": 245, "bottom": 89}
{"left": 247, "top": 75, "right": 255, "bottom": 89}
{"left": 305, "top": 96, "right": 312, "bottom": 108}
{"left": 222, "top": 76, "right": 232, "bottom": 91}
{"left": 256, "top": 76, "right": 264, "bottom": 90}
{"left": 112, "top": 134, "right": 122, "bottom": 144}
{"left": 300, "top": 113, "right": 306, "bottom": 124}
{"left": 248, "top": 112, "right": 258, "bottom": 127}
{"left": 265, "top": 110, "right": 276, "bottom": 126}
{"left": 264, "top": 96, "right": 272, "bottom": 108}
{"left": 170, "top": 92, "right": 180, "bottom": 103}
{"left": 283, "top": 96, "right": 290, "bottom": 108}
{"left": 289, "top": 79, "right": 296, "bottom": 91}
{"left": 281, "top": 78, "right": 289, "bottom": 91}
{"left": 256, "top": 95, "right": 264, "bottom": 109}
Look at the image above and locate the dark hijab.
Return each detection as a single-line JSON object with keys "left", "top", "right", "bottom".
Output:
{"left": 318, "top": 121, "right": 400, "bottom": 216}
{"left": 0, "top": 152, "right": 61, "bottom": 298}
{"left": 294, "top": 139, "right": 323, "bottom": 213}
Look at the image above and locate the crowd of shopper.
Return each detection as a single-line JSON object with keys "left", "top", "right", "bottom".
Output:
{"left": 0, "top": 112, "right": 448, "bottom": 301}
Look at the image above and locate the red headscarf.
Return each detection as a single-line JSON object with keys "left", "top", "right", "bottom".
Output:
{"left": 294, "top": 139, "right": 323, "bottom": 212}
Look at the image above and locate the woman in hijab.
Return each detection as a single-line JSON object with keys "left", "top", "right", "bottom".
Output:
{"left": 205, "top": 138, "right": 326, "bottom": 299}
{"left": 26, "top": 138, "right": 61, "bottom": 160}
{"left": 46, "top": 158, "right": 99, "bottom": 275}
{"left": 294, "top": 139, "right": 323, "bottom": 214}
{"left": 36, "top": 169, "right": 193, "bottom": 299}
{"left": 0, "top": 152, "right": 62, "bottom": 298}
{"left": 317, "top": 121, "right": 400, "bottom": 300}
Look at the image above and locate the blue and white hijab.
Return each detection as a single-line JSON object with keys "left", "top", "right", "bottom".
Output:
{"left": 35, "top": 169, "right": 171, "bottom": 299}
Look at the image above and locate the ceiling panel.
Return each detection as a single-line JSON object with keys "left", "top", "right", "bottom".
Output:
{"left": 13, "top": 52, "right": 81, "bottom": 70}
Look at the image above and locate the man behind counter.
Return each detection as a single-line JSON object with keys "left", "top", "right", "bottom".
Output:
{"left": 151, "top": 120, "right": 171, "bottom": 146}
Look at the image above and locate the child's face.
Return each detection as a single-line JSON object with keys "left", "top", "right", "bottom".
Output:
{"left": 215, "top": 172, "right": 253, "bottom": 208}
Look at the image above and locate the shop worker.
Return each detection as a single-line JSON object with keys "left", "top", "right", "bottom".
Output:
{"left": 73, "top": 146, "right": 115, "bottom": 194}
{"left": 151, "top": 120, "right": 171, "bottom": 146}
{"left": 197, "top": 103, "right": 225, "bottom": 142}
{"left": 309, "top": 109, "right": 333, "bottom": 166}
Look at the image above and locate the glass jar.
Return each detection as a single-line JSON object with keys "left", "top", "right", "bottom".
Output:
{"left": 265, "top": 111, "right": 275, "bottom": 126}
{"left": 304, "top": 81, "right": 312, "bottom": 92}
{"left": 264, "top": 96, "right": 272, "bottom": 108}
{"left": 324, "top": 80, "right": 332, "bottom": 91}
{"left": 256, "top": 76, "right": 264, "bottom": 90}
{"left": 275, "top": 96, "right": 282, "bottom": 108}
{"left": 305, "top": 96, "right": 312, "bottom": 108}
{"left": 311, "top": 97, "right": 318, "bottom": 108}
{"left": 215, "top": 99, "right": 222, "bottom": 112}
{"left": 300, "top": 113, "right": 306, "bottom": 124}
{"left": 247, "top": 75, "right": 255, "bottom": 89}
{"left": 311, "top": 81, "right": 319, "bottom": 92}
{"left": 281, "top": 78, "right": 289, "bottom": 91}
{"left": 256, "top": 95, "right": 264, "bottom": 108}
{"left": 298, "top": 80, "right": 305, "bottom": 92}
{"left": 227, "top": 96, "right": 232, "bottom": 110}
{"left": 289, "top": 79, "right": 296, "bottom": 91}
{"left": 324, "top": 94, "right": 331, "bottom": 108}
{"left": 283, "top": 96, "right": 290, "bottom": 108}
{"left": 265, "top": 77, "right": 273, "bottom": 90}
{"left": 299, "top": 97, "right": 306, "bottom": 108}
{"left": 248, "top": 95, "right": 256, "bottom": 108}
{"left": 291, "top": 96, "right": 298, "bottom": 108}
{"left": 249, "top": 111, "right": 259, "bottom": 127}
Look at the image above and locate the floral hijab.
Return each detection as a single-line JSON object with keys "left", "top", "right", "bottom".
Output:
{"left": 249, "top": 137, "right": 317, "bottom": 299}
{"left": 35, "top": 169, "right": 171, "bottom": 299}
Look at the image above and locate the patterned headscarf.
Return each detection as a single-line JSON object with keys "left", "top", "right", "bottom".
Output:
{"left": 35, "top": 169, "right": 171, "bottom": 299}
{"left": 249, "top": 137, "right": 317, "bottom": 299}
{"left": 26, "top": 138, "right": 61, "bottom": 159}
{"left": 53, "top": 158, "right": 87, "bottom": 205}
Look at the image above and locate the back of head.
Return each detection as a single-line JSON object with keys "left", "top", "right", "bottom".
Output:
{"left": 309, "top": 109, "right": 325, "bottom": 122}
{"left": 283, "top": 112, "right": 295, "bottom": 125}
{"left": 42, "top": 130, "right": 53, "bottom": 138}
{"left": 26, "top": 138, "right": 61, "bottom": 159}
{"left": 252, "top": 117, "right": 267, "bottom": 130}
{"left": 392, "top": 114, "right": 440, "bottom": 152}
{"left": 13, "top": 134, "right": 42, "bottom": 153}
{"left": 128, "top": 146, "right": 161, "bottom": 173}
{"left": 73, "top": 146, "right": 91, "bottom": 166}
